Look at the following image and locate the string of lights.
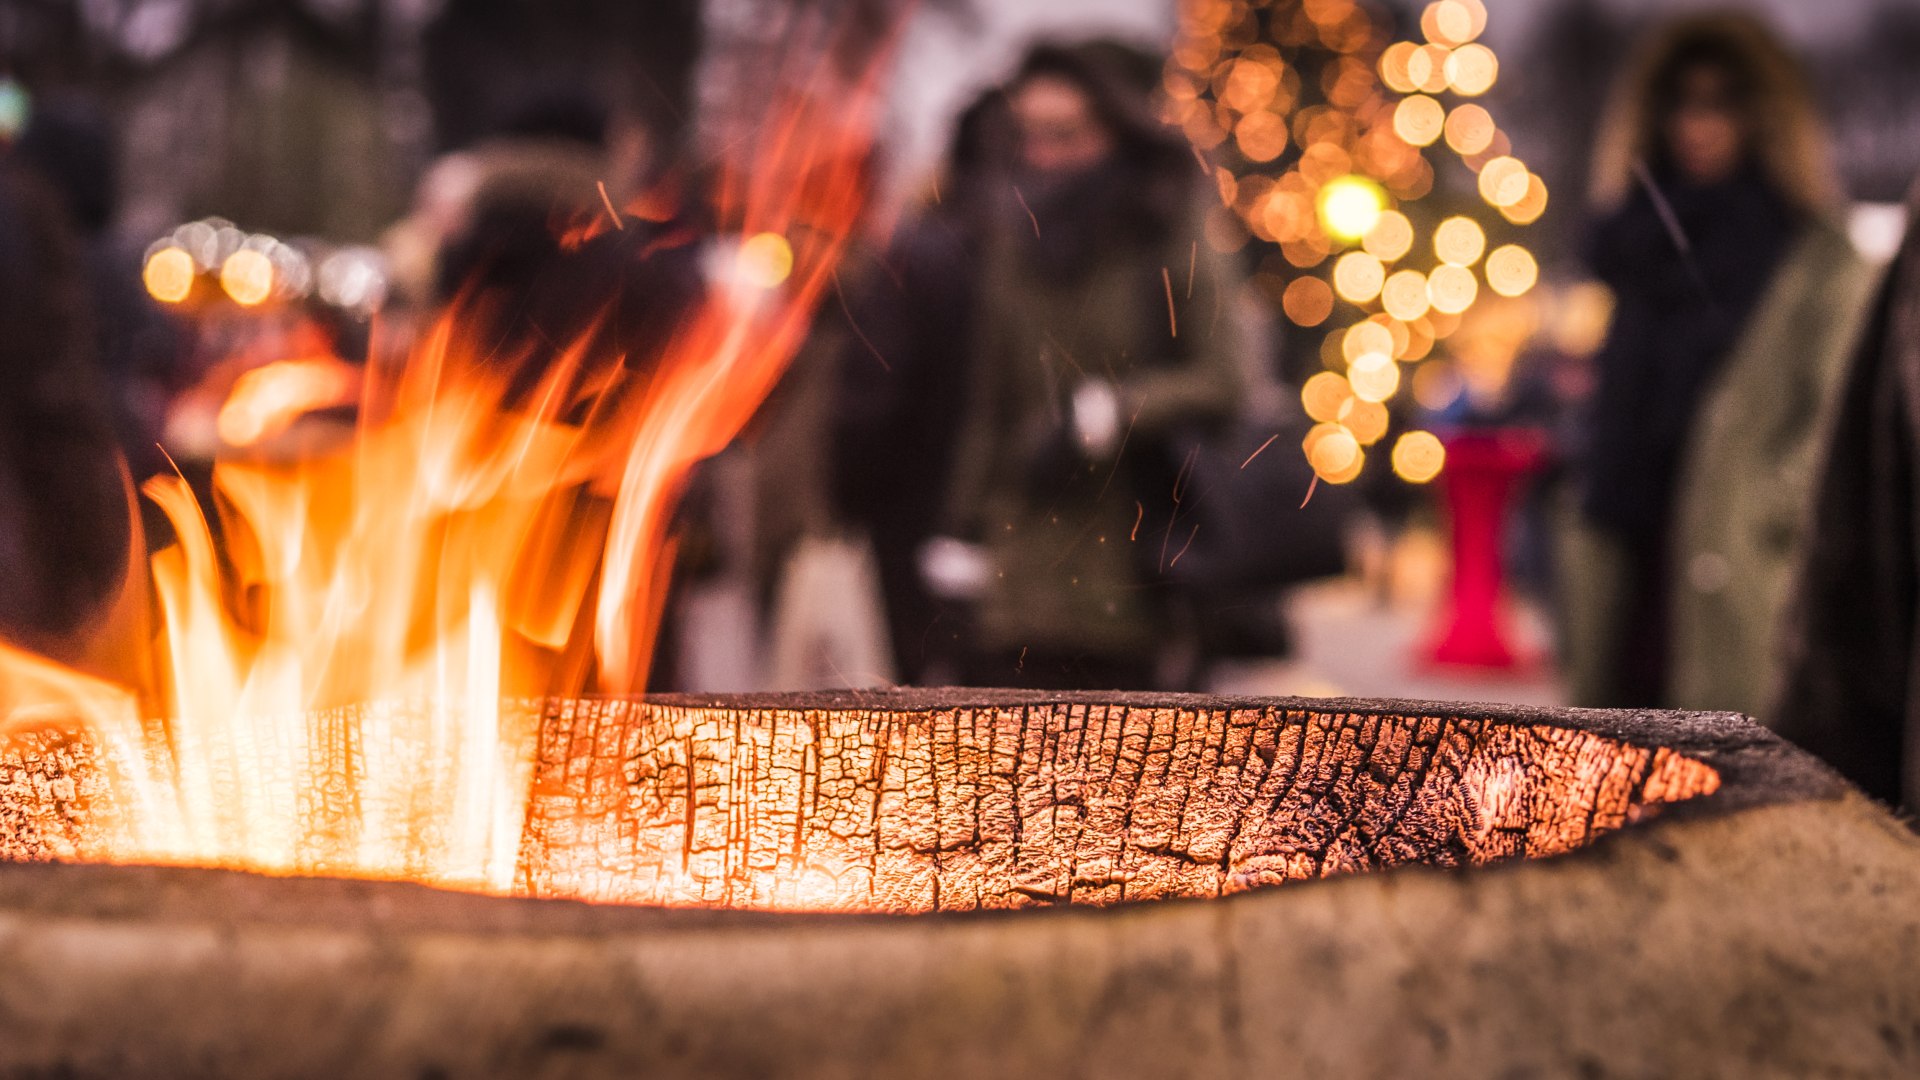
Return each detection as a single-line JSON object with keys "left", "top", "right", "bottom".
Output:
{"left": 1163, "top": 0, "right": 1543, "bottom": 485}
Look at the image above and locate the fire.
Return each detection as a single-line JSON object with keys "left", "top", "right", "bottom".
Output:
{"left": 0, "top": 54, "right": 878, "bottom": 893}
{"left": 215, "top": 356, "right": 361, "bottom": 447}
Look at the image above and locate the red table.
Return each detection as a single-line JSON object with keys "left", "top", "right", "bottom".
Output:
{"left": 1423, "top": 429, "right": 1549, "bottom": 670}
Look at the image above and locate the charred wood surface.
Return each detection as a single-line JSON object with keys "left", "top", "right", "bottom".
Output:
{"left": 520, "top": 694, "right": 1728, "bottom": 909}
{"left": 0, "top": 692, "right": 1763, "bottom": 906}
{"left": 0, "top": 694, "right": 1909, "bottom": 1079}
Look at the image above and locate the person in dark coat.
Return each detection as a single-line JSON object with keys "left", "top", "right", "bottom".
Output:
{"left": 13, "top": 97, "right": 184, "bottom": 482}
{"left": 1567, "top": 14, "right": 1850, "bottom": 708}
{"left": 0, "top": 162, "right": 134, "bottom": 661}
{"left": 1773, "top": 178, "right": 1920, "bottom": 810}
{"left": 935, "top": 42, "right": 1242, "bottom": 690}
{"left": 829, "top": 91, "right": 1012, "bottom": 683}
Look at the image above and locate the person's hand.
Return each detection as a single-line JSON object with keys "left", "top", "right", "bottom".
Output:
{"left": 918, "top": 536, "right": 993, "bottom": 601}
{"left": 1070, "top": 378, "right": 1122, "bottom": 459}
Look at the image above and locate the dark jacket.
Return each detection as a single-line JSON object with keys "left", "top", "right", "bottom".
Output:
{"left": 1773, "top": 183, "right": 1920, "bottom": 807}
{"left": 0, "top": 169, "right": 132, "bottom": 657}
{"left": 943, "top": 178, "right": 1241, "bottom": 658}
{"left": 1581, "top": 169, "right": 1798, "bottom": 547}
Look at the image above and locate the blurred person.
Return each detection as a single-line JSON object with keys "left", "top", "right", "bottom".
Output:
{"left": 384, "top": 83, "right": 654, "bottom": 314}
{"left": 12, "top": 96, "right": 184, "bottom": 481}
{"left": 933, "top": 42, "right": 1241, "bottom": 690}
{"left": 1774, "top": 177, "right": 1920, "bottom": 808}
{"left": 829, "top": 90, "right": 1013, "bottom": 683}
{"left": 0, "top": 162, "right": 135, "bottom": 662}
{"left": 1562, "top": 14, "right": 1876, "bottom": 712}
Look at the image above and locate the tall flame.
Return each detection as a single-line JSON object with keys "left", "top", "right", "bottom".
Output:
{"left": 0, "top": 48, "right": 879, "bottom": 893}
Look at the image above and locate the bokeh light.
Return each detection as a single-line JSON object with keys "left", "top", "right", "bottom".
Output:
{"left": 1444, "top": 44, "right": 1498, "bottom": 96}
{"left": 1392, "top": 94, "right": 1445, "bottom": 147}
{"left": 1343, "top": 319, "right": 1395, "bottom": 363}
{"left": 1392, "top": 430, "right": 1447, "bottom": 483}
{"left": 739, "top": 232, "right": 794, "bottom": 288}
{"left": 1444, "top": 104, "right": 1496, "bottom": 156}
{"left": 1485, "top": 244, "right": 1540, "bottom": 297}
{"left": 1170, "top": 0, "right": 1535, "bottom": 485}
{"left": 1379, "top": 41, "right": 1419, "bottom": 93}
{"left": 1333, "top": 251, "right": 1386, "bottom": 304}
{"left": 1317, "top": 175, "right": 1387, "bottom": 241}
{"left": 1304, "top": 423, "right": 1364, "bottom": 482}
{"left": 143, "top": 246, "right": 195, "bottom": 304}
{"left": 1363, "top": 210, "right": 1415, "bottom": 262}
{"left": 1282, "top": 275, "right": 1336, "bottom": 326}
{"left": 1500, "top": 173, "right": 1550, "bottom": 225}
{"left": 1433, "top": 216, "right": 1487, "bottom": 266}
{"left": 1422, "top": 0, "right": 1485, "bottom": 46}
{"left": 1478, "top": 156, "right": 1531, "bottom": 208}
{"left": 1382, "top": 269, "right": 1431, "bottom": 322}
{"left": 1348, "top": 352, "right": 1401, "bottom": 403}
{"left": 1407, "top": 44, "right": 1452, "bottom": 94}
{"left": 1427, "top": 263, "right": 1479, "bottom": 314}
{"left": 219, "top": 249, "right": 274, "bottom": 307}
{"left": 1235, "top": 111, "right": 1290, "bottom": 162}
{"left": 1338, "top": 397, "right": 1390, "bottom": 445}
{"left": 1302, "top": 371, "right": 1352, "bottom": 423}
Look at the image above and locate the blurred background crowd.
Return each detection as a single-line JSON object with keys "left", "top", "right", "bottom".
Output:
{"left": 5, "top": 0, "right": 1920, "bottom": 806}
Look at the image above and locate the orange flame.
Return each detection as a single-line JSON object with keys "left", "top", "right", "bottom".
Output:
{"left": 0, "top": 48, "right": 881, "bottom": 892}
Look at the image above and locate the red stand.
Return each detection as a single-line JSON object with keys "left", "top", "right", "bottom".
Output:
{"left": 1424, "top": 429, "right": 1548, "bottom": 670}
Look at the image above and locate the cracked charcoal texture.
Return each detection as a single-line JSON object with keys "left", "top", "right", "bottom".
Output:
{"left": 3, "top": 687, "right": 1728, "bottom": 899}
{"left": 0, "top": 694, "right": 1913, "bottom": 1078}
{"left": 519, "top": 699, "right": 1721, "bottom": 909}
{"left": 3, "top": 696, "right": 1720, "bottom": 906}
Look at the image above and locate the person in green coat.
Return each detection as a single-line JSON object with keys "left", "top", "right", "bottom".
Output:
{"left": 932, "top": 42, "right": 1242, "bottom": 690}
{"left": 1560, "top": 14, "right": 1878, "bottom": 716}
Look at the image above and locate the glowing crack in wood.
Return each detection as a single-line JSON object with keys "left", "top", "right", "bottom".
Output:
{"left": 1, "top": 695, "right": 1718, "bottom": 910}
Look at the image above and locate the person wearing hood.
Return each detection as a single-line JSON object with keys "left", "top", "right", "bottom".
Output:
{"left": 1560, "top": 14, "right": 1877, "bottom": 714}
{"left": 933, "top": 42, "right": 1242, "bottom": 690}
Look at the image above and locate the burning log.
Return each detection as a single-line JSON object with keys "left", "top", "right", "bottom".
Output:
{"left": 0, "top": 691, "right": 1915, "bottom": 1077}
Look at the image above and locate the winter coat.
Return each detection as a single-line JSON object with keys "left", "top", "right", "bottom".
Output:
{"left": 943, "top": 197, "right": 1241, "bottom": 659}
{"left": 1773, "top": 186, "right": 1920, "bottom": 807}
{"left": 1561, "top": 219, "right": 1876, "bottom": 714}
{"left": 1669, "top": 221, "right": 1879, "bottom": 716}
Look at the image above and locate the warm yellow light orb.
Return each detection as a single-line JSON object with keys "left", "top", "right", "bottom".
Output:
{"left": 1381, "top": 269, "right": 1432, "bottom": 322}
{"left": 1501, "top": 173, "right": 1550, "bottom": 225}
{"left": 1393, "top": 95, "right": 1445, "bottom": 147}
{"left": 1362, "top": 210, "right": 1415, "bottom": 263}
{"left": 1444, "top": 43, "right": 1499, "bottom": 96}
{"left": 1317, "top": 175, "right": 1387, "bottom": 243}
{"left": 1486, "top": 244, "right": 1540, "bottom": 297}
{"left": 1392, "top": 430, "right": 1447, "bottom": 483}
{"left": 1342, "top": 319, "right": 1395, "bottom": 363}
{"left": 1348, "top": 352, "right": 1401, "bottom": 403}
{"left": 220, "top": 248, "right": 274, "bottom": 306}
{"left": 143, "top": 246, "right": 196, "bottom": 304}
{"left": 1333, "top": 251, "right": 1386, "bottom": 304}
{"left": 1427, "top": 263, "right": 1479, "bottom": 315}
{"left": 1338, "top": 397, "right": 1390, "bottom": 446}
{"left": 740, "top": 232, "right": 794, "bottom": 288}
{"left": 1444, "top": 104, "right": 1496, "bottom": 156}
{"left": 1433, "top": 216, "right": 1487, "bottom": 267}
{"left": 1478, "top": 156, "right": 1531, "bottom": 208}
{"left": 1304, "top": 423, "right": 1363, "bottom": 481}
{"left": 1302, "top": 371, "right": 1352, "bottom": 424}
